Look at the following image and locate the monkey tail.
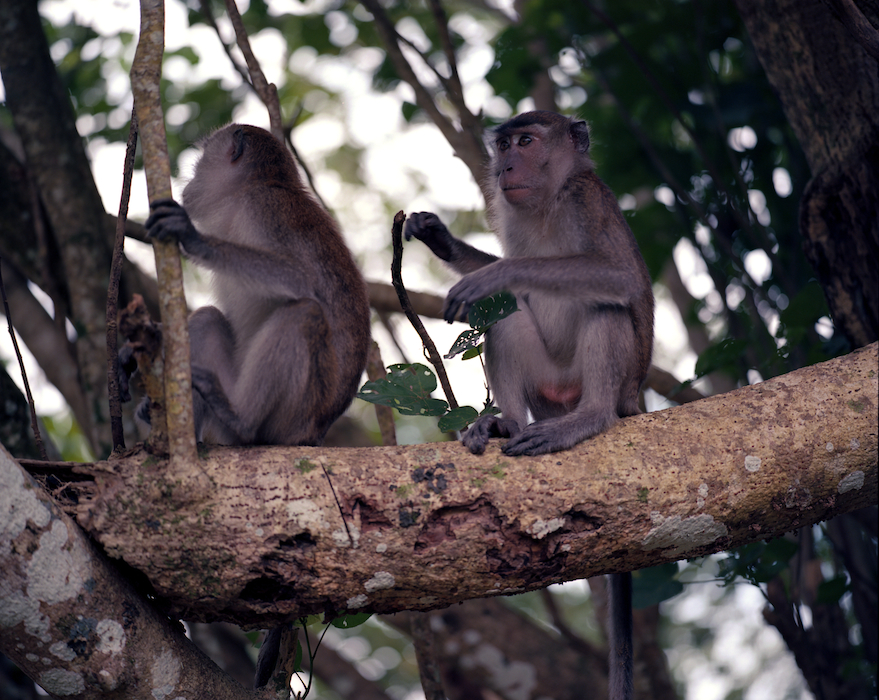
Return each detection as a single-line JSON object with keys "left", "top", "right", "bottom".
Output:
{"left": 607, "top": 572, "right": 634, "bottom": 700}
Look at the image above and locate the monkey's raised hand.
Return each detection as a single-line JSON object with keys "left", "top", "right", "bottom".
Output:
{"left": 404, "top": 212, "right": 456, "bottom": 261}
{"left": 145, "top": 198, "right": 202, "bottom": 254}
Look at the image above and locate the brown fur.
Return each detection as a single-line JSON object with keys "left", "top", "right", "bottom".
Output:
{"left": 145, "top": 124, "right": 370, "bottom": 446}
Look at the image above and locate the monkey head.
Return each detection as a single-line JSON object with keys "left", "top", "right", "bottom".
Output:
{"left": 488, "top": 111, "right": 593, "bottom": 207}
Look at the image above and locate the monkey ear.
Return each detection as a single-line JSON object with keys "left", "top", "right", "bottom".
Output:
{"left": 231, "top": 127, "right": 247, "bottom": 162}
{"left": 569, "top": 120, "right": 590, "bottom": 154}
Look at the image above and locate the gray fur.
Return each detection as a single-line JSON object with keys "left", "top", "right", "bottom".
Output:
{"left": 406, "top": 111, "right": 654, "bottom": 457}
{"left": 143, "top": 124, "right": 371, "bottom": 447}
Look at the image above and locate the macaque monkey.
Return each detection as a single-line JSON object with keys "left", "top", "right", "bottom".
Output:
{"left": 405, "top": 111, "right": 653, "bottom": 700}
{"left": 135, "top": 124, "right": 370, "bottom": 448}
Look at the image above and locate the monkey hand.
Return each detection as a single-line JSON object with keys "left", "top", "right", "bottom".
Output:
{"left": 404, "top": 212, "right": 455, "bottom": 261}
{"left": 145, "top": 198, "right": 200, "bottom": 251}
{"left": 462, "top": 415, "right": 521, "bottom": 454}
{"left": 443, "top": 267, "right": 506, "bottom": 323}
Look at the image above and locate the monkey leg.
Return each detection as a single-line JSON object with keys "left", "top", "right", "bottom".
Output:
{"left": 502, "top": 407, "right": 618, "bottom": 456}
{"left": 501, "top": 314, "right": 629, "bottom": 456}
{"left": 222, "top": 299, "right": 337, "bottom": 446}
{"left": 188, "top": 306, "right": 239, "bottom": 444}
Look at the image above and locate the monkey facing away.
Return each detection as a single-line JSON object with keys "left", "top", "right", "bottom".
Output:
{"left": 405, "top": 111, "right": 653, "bottom": 700}
{"left": 137, "top": 124, "right": 370, "bottom": 447}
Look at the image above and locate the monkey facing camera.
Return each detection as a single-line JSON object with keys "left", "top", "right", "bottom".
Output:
{"left": 127, "top": 124, "right": 371, "bottom": 448}
{"left": 405, "top": 110, "right": 654, "bottom": 459}
{"left": 406, "top": 109, "right": 652, "bottom": 700}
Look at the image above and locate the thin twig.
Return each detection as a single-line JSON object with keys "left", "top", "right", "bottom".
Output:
{"left": 282, "top": 119, "right": 330, "bottom": 212}
{"left": 321, "top": 464, "right": 353, "bottom": 546}
{"left": 429, "top": 0, "right": 463, "bottom": 100}
{"left": 0, "top": 257, "right": 48, "bottom": 460}
{"left": 224, "top": 0, "right": 282, "bottom": 140}
{"left": 539, "top": 589, "right": 606, "bottom": 665}
{"left": 377, "top": 310, "right": 412, "bottom": 364}
{"left": 366, "top": 342, "right": 397, "bottom": 446}
{"left": 360, "top": 0, "right": 486, "bottom": 187}
{"left": 132, "top": 0, "right": 197, "bottom": 464}
{"left": 389, "top": 212, "right": 459, "bottom": 410}
{"left": 197, "top": 0, "right": 253, "bottom": 87}
{"left": 106, "top": 109, "right": 138, "bottom": 452}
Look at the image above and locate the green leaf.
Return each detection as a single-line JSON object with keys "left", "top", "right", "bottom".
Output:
{"left": 292, "top": 636, "right": 304, "bottom": 672}
{"left": 446, "top": 293, "right": 518, "bottom": 359}
{"left": 816, "top": 575, "right": 849, "bottom": 604}
{"left": 445, "top": 329, "right": 483, "bottom": 360}
{"left": 357, "top": 363, "right": 448, "bottom": 416}
{"left": 717, "top": 538, "right": 799, "bottom": 585}
{"left": 438, "top": 406, "right": 478, "bottom": 432}
{"left": 330, "top": 612, "right": 372, "bottom": 629}
{"left": 467, "top": 291, "right": 518, "bottom": 330}
{"left": 632, "top": 563, "right": 684, "bottom": 608}
{"left": 694, "top": 337, "right": 748, "bottom": 378}
{"left": 777, "top": 281, "right": 829, "bottom": 345}
{"left": 401, "top": 101, "right": 419, "bottom": 122}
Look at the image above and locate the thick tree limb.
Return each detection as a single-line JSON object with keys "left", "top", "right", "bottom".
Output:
{"left": 17, "top": 343, "right": 876, "bottom": 629}
{"left": 0, "top": 0, "right": 117, "bottom": 455}
{"left": 0, "top": 445, "right": 264, "bottom": 700}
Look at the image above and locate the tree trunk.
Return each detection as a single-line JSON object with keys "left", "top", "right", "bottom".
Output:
{"left": 735, "top": 0, "right": 879, "bottom": 346}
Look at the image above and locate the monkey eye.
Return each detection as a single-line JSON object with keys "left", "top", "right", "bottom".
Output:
{"left": 517, "top": 134, "right": 533, "bottom": 146}
{"left": 497, "top": 138, "right": 510, "bottom": 151}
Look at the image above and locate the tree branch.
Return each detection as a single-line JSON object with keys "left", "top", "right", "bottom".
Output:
{"left": 131, "top": 0, "right": 200, "bottom": 470}
{"left": 0, "top": 445, "right": 263, "bottom": 700}
{"left": 17, "top": 343, "right": 876, "bottom": 629}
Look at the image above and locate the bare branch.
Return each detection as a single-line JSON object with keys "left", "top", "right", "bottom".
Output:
{"left": 390, "top": 211, "right": 459, "bottom": 410}
{"left": 0, "top": 259, "right": 47, "bottom": 459}
{"left": 360, "top": 0, "right": 487, "bottom": 189}
{"left": 367, "top": 342, "right": 398, "bottom": 446}
{"left": 224, "top": 0, "right": 283, "bottom": 140}
{"left": 107, "top": 111, "right": 138, "bottom": 452}
{"left": 131, "top": 0, "right": 198, "bottom": 466}
{"left": 22, "top": 343, "right": 875, "bottom": 629}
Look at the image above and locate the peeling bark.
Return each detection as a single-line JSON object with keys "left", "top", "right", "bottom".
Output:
{"left": 19, "top": 343, "right": 877, "bottom": 629}
{"left": 0, "top": 445, "right": 264, "bottom": 700}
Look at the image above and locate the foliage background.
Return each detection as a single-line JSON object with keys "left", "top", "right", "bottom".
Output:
{"left": 1, "top": 0, "right": 874, "bottom": 699}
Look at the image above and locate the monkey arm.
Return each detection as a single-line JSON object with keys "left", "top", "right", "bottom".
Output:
{"left": 145, "top": 199, "right": 322, "bottom": 301}
{"left": 405, "top": 211, "right": 498, "bottom": 274}
{"left": 443, "top": 254, "right": 641, "bottom": 323}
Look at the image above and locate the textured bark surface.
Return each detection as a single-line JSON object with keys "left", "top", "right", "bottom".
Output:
{"left": 0, "top": 0, "right": 115, "bottom": 455}
{"left": 735, "top": 0, "right": 879, "bottom": 345}
{"left": 45, "top": 343, "right": 878, "bottom": 628}
{"left": 0, "top": 446, "right": 262, "bottom": 700}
